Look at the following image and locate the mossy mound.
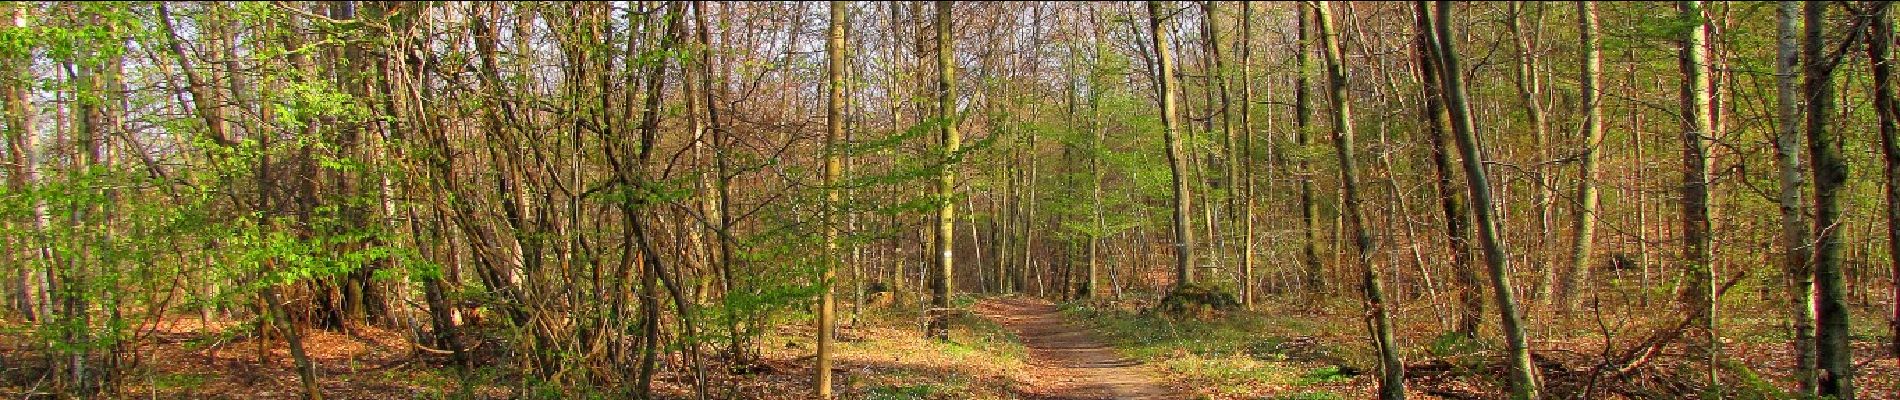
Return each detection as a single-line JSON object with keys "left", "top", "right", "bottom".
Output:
{"left": 1157, "top": 283, "right": 1241, "bottom": 316}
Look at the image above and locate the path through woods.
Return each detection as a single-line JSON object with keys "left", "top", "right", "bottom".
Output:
{"left": 974, "top": 298, "right": 1178, "bottom": 400}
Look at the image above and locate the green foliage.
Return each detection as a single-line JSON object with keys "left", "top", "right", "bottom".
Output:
{"left": 863, "top": 383, "right": 945, "bottom": 400}
{"left": 1295, "top": 365, "right": 1355, "bottom": 385}
{"left": 1157, "top": 283, "right": 1241, "bottom": 315}
{"left": 1271, "top": 392, "right": 1345, "bottom": 400}
{"left": 1717, "top": 359, "right": 1793, "bottom": 400}
{"left": 1426, "top": 331, "right": 1485, "bottom": 358}
{"left": 150, "top": 372, "right": 210, "bottom": 391}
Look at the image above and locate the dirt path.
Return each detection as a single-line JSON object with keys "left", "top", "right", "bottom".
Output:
{"left": 973, "top": 297, "right": 1177, "bottom": 400}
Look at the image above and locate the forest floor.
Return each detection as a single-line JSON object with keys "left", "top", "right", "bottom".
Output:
{"left": 3, "top": 294, "right": 1896, "bottom": 399}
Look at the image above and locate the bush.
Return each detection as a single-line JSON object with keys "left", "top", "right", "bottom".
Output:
{"left": 1156, "top": 283, "right": 1240, "bottom": 316}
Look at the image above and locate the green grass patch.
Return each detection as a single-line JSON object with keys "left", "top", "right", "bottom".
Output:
{"left": 864, "top": 383, "right": 947, "bottom": 400}
{"left": 1271, "top": 391, "right": 1345, "bottom": 400}
{"left": 151, "top": 372, "right": 211, "bottom": 390}
{"left": 1295, "top": 366, "right": 1355, "bottom": 385}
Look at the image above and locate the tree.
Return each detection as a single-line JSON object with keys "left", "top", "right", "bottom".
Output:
{"left": 1560, "top": 1, "right": 1602, "bottom": 313}
{"left": 1149, "top": 0, "right": 1194, "bottom": 288}
{"left": 818, "top": 1, "right": 846, "bottom": 396}
{"left": 1774, "top": 1, "right": 1817, "bottom": 393}
{"left": 1295, "top": 2, "right": 1322, "bottom": 295}
{"left": 1, "top": 2, "right": 49, "bottom": 323}
{"left": 1411, "top": 0, "right": 1481, "bottom": 338}
{"left": 1676, "top": 1, "right": 1718, "bottom": 388}
{"left": 1202, "top": 0, "right": 1243, "bottom": 306}
{"left": 1423, "top": 1, "right": 1541, "bottom": 398}
{"left": 1237, "top": 1, "right": 1258, "bottom": 309}
{"left": 926, "top": 0, "right": 960, "bottom": 340}
{"left": 1507, "top": 2, "right": 1556, "bottom": 303}
{"left": 1805, "top": 1, "right": 1860, "bottom": 398}
{"left": 1867, "top": 0, "right": 1900, "bottom": 360}
{"left": 1770, "top": 0, "right": 1816, "bottom": 394}
{"left": 1312, "top": 2, "right": 1402, "bottom": 399}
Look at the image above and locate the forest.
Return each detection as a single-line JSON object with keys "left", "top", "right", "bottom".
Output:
{"left": 0, "top": 1, "right": 1898, "bottom": 399}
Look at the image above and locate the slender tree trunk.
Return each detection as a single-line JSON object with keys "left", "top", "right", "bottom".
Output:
{"left": 1296, "top": 4, "right": 1322, "bottom": 295}
{"left": 1312, "top": 3, "right": 1403, "bottom": 399}
{"left": 817, "top": 1, "right": 846, "bottom": 396}
{"left": 926, "top": 0, "right": 960, "bottom": 340}
{"left": 1804, "top": 2, "right": 1859, "bottom": 398}
{"left": 1425, "top": 1, "right": 1541, "bottom": 398}
{"left": 1868, "top": 0, "right": 1900, "bottom": 361}
{"left": 1507, "top": 2, "right": 1556, "bottom": 304}
{"left": 1238, "top": 1, "right": 1257, "bottom": 308}
{"left": 1204, "top": 1, "right": 1240, "bottom": 291}
{"left": 1676, "top": 1, "right": 1719, "bottom": 389}
{"left": 1559, "top": 1, "right": 1601, "bottom": 313}
{"left": 1773, "top": 1, "right": 1818, "bottom": 392}
{"left": 1411, "top": 0, "right": 1481, "bottom": 339}
{"left": 1087, "top": 37, "right": 1106, "bottom": 300}
{"left": 1150, "top": 1, "right": 1194, "bottom": 288}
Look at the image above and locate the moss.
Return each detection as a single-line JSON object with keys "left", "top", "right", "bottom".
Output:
{"left": 1157, "top": 283, "right": 1241, "bottom": 316}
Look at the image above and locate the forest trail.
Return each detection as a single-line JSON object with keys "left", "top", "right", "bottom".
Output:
{"left": 973, "top": 297, "right": 1178, "bottom": 400}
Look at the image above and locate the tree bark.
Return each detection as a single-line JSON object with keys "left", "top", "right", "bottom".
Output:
{"left": 1507, "top": 2, "right": 1556, "bottom": 304}
{"left": 926, "top": 0, "right": 960, "bottom": 340}
{"left": 1867, "top": 0, "right": 1900, "bottom": 361}
{"left": 1312, "top": 3, "right": 1403, "bottom": 399}
{"left": 1150, "top": 1, "right": 1194, "bottom": 288}
{"left": 1295, "top": 3, "right": 1322, "bottom": 295}
{"left": 1559, "top": 1, "right": 1602, "bottom": 313}
{"left": 1677, "top": 1, "right": 1719, "bottom": 388}
{"left": 1804, "top": 1, "right": 1859, "bottom": 398}
{"left": 1411, "top": 0, "right": 1481, "bottom": 339}
{"left": 1773, "top": 1, "right": 1817, "bottom": 392}
{"left": 818, "top": 1, "right": 846, "bottom": 396}
{"left": 1424, "top": 1, "right": 1541, "bottom": 398}
{"left": 1238, "top": 1, "right": 1258, "bottom": 308}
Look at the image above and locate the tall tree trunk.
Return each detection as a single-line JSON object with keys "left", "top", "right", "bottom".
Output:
{"left": 1150, "top": 1, "right": 1194, "bottom": 288}
{"left": 692, "top": 1, "right": 749, "bottom": 362}
{"left": 1804, "top": 1, "right": 1859, "bottom": 398}
{"left": 1774, "top": 1, "right": 1818, "bottom": 392}
{"left": 1507, "top": 2, "right": 1555, "bottom": 303}
{"left": 1205, "top": 1, "right": 1240, "bottom": 293}
{"left": 1312, "top": 3, "right": 1403, "bottom": 399}
{"left": 1087, "top": 33, "right": 1107, "bottom": 301}
{"left": 1559, "top": 1, "right": 1601, "bottom": 312}
{"left": 1295, "top": 3, "right": 1322, "bottom": 295}
{"left": 1238, "top": 1, "right": 1257, "bottom": 308}
{"left": 1411, "top": 0, "right": 1481, "bottom": 339}
{"left": 1424, "top": 1, "right": 1541, "bottom": 398}
{"left": 926, "top": 0, "right": 960, "bottom": 340}
{"left": 625, "top": 3, "right": 687, "bottom": 396}
{"left": 818, "top": 1, "right": 845, "bottom": 396}
{"left": 1677, "top": 1, "right": 1719, "bottom": 389}
{"left": 1868, "top": 0, "right": 1900, "bottom": 360}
